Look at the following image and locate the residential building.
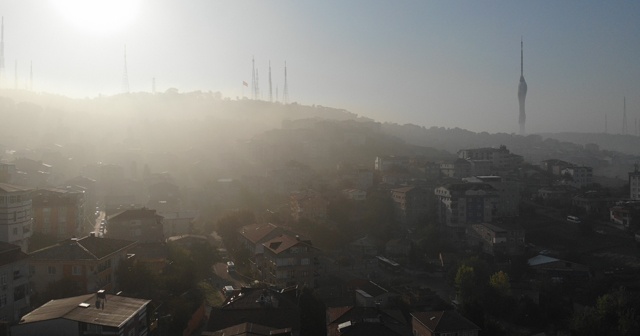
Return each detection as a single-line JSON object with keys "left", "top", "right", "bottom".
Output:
{"left": 32, "top": 187, "right": 85, "bottom": 240}
{"left": 561, "top": 166, "right": 593, "bottom": 188}
{"left": 463, "top": 176, "right": 520, "bottom": 217}
{"left": 609, "top": 202, "right": 640, "bottom": 228}
{"left": 238, "top": 223, "right": 287, "bottom": 256}
{"left": 0, "top": 242, "right": 30, "bottom": 323}
{"left": 458, "top": 145, "right": 523, "bottom": 170}
{"left": 0, "top": 162, "right": 16, "bottom": 184}
{"left": 106, "top": 207, "right": 164, "bottom": 243}
{"left": 204, "top": 287, "right": 300, "bottom": 335}
{"left": 540, "top": 159, "right": 574, "bottom": 176}
{"left": 342, "top": 189, "right": 366, "bottom": 201}
{"left": 64, "top": 176, "right": 97, "bottom": 212}
{"left": 11, "top": 292, "right": 150, "bottom": 336}
{"left": 434, "top": 183, "right": 498, "bottom": 244}
{"left": 327, "top": 306, "right": 411, "bottom": 336}
{"left": 411, "top": 310, "right": 480, "bottom": 336}
{"left": 347, "top": 235, "right": 379, "bottom": 257}
{"left": 528, "top": 254, "right": 590, "bottom": 283}
{"left": 202, "top": 322, "right": 292, "bottom": 336}
{"left": 375, "top": 155, "right": 409, "bottom": 172}
{"left": 262, "top": 234, "right": 319, "bottom": 289}
{"left": 391, "top": 186, "right": 430, "bottom": 226}
{"left": 536, "top": 185, "right": 575, "bottom": 205}
{"left": 158, "top": 210, "right": 198, "bottom": 237}
{"left": 630, "top": 165, "right": 640, "bottom": 200}
{"left": 0, "top": 183, "right": 33, "bottom": 252}
{"left": 29, "top": 235, "right": 136, "bottom": 294}
{"left": 439, "top": 159, "right": 472, "bottom": 179}
{"left": 290, "top": 190, "right": 327, "bottom": 222}
{"left": 571, "top": 191, "right": 617, "bottom": 216}
{"left": 468, "top": 222, "right": 525, "bottom": 257}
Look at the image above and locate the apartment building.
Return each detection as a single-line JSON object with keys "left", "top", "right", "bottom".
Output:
{"left": 0, "top": 183, "right": 33, "bottom": 252}
{"left": 29, "top": 235, "right": 136, "bottom": 295}
{"left": 32, "top": 187, "right": 85, "bottom": 240}
{"left": 262, "top": 234, "right": 319, "bottom": 289}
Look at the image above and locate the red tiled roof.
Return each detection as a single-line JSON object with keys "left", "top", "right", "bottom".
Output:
{"left": 239, "top": 223, "right": 280, "bottom": 244}
{"left": 263, "top": 234, "right": 308, "bottom": 255}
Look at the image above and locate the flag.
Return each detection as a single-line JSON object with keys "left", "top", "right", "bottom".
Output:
{"left": 242, "top": 81, "right": 248, "bottom": 87}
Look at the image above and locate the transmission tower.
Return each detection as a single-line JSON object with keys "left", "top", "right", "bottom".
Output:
{"left": 623, "top": 97, "right": 628, "bottom": 135}
{"left": 283, "top": 61, "right": 289, "bottom": 104}
{"left": 269, "top": 61, "right": 273, "bottom": 102}
{"left": 122, "top": 45, "right": 129, "bottom": 93}
{"left": 30, "top": 61, "right": 32, "bottom": 91}
{"left": 255, "top": 69, "right": 260, "bottom": 100}
{"left": 251, "top": 57, "right": 256, "bottom": 100}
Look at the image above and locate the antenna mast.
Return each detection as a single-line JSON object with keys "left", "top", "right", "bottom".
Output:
{"left": 623, "top": 97, "right": 628, "bottom": 135}
{"left": 283, "top": 61, "right": 289, "bottom": 104}
{"left": 251, "top": 57, "right": 256, "bottom": 100}
{"left": 269, "top": 61, "right": 273, "bottom": 102}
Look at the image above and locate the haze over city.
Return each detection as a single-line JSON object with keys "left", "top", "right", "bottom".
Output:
{"left": 0, "top": 1, "right": 639, "bottom": 134}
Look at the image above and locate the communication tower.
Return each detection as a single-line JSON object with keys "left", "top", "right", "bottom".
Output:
{"left": 623, "top": 97, "right": 628, "bottom": 135}
{"left": 517, "top": 38, "right": 528, "bottom": 135}
{"left": 283, "top": 61, "right": 289, "bottom": 104}
{"left": 269, "top": 61, "right": 273, "bottom": 102}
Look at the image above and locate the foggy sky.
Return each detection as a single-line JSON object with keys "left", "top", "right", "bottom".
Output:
{"left": 1, "top": 0, "right": 640, "bottom": 134}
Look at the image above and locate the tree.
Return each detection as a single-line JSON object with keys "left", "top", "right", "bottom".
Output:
{"left": 570, "top": 287, "right": 640, "bottom": 336}
{"left": 489, "top": 271, "right": 511, "bottom": 296}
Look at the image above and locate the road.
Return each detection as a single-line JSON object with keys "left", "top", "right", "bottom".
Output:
{"left": 93, "top": 211, "right": 106, "bottom": 237}
{"left": 210, "top": 262, "right": 248, "bottom": 290}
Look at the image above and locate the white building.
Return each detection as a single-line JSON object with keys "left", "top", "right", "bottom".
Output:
{"left": 0, "top": 184, "right": 33, "bottom": 253}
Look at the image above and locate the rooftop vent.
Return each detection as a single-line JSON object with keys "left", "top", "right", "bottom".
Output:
{"left": 78, "top": 303, "right": 90, "bottom": 308}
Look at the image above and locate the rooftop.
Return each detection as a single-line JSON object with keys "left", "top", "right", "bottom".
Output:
{"left": 412, "top": 310, "right": 480, "bottom": 333}
{"left": 18, "top": 293, "right": 150, "bottom": 328}
{"left": 0, "top": 183, "right": 32, "bottom": 193}
{"left": 30, "top": 235, "right": 136, "bottom": 261}
{"left": 239, "top": 223, "right": 281, "bottom": 244}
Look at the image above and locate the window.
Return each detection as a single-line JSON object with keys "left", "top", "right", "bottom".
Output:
{"left": 301, "top": 258, "right": 310, "bottom": 265}
{"left": 12, "top": 228, "right": 17, "bottom": 236}
{"left": 72, "top": 265, "right": 82, "bottom": 276}
{"left": 0, "top": 294, "right": 6, "bottom": 307}
{"left": 48, "top": 266, "right": 57, "bottom": 275}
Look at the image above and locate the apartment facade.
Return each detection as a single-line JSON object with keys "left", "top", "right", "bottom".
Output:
{"left": 0, "top": 183, "right": 34, "bottom": 253}
{"left": 262, "top": 234, "right": 319, "bottom": 289}
{"left": 0, "top": 242, "right": 30, "bottom": 323}
{"left": 435, "top": 183, "right": 498, "bottom": 244}
{"left": 391, "top": 186, "right": 430, "bottom": 226}
{"left": 29, "top": 235, "right": 136, "bottom": 295}
{"left": 106, "top": 207, "right": 164, "bottom": 243}
{"left": 32, "top": 188, "right": 85, "bottom": 240}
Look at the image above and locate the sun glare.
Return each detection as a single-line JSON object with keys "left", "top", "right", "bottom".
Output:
{"left": 51, "top": 0, "right": 141, "bottom": 35}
